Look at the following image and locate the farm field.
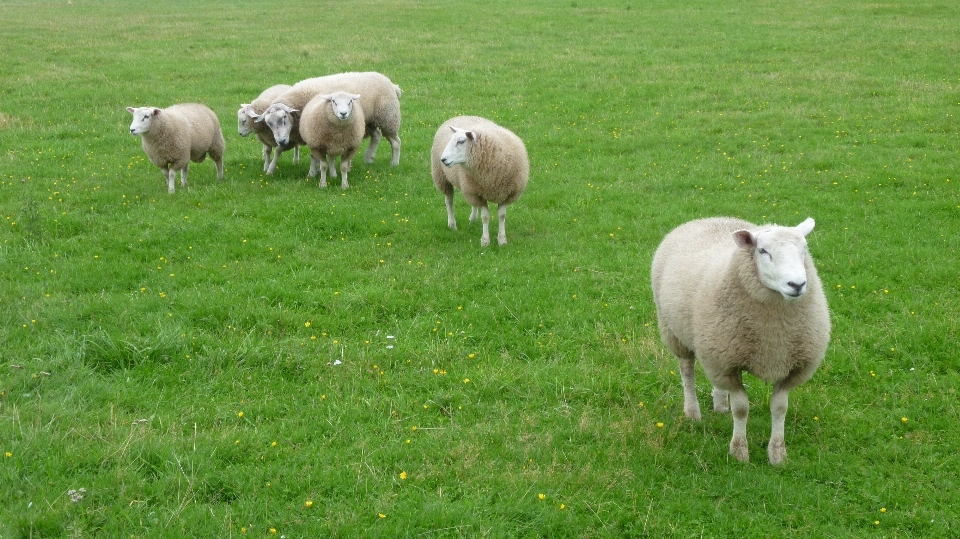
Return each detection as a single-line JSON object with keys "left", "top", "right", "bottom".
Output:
{"left": 1, "top": 0, "right": 958, "bottom": 537}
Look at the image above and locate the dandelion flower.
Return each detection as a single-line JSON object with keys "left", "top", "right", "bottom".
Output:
{"left": 378, "top": 513, "right": 386, "bottom": 519}
{"left": 656, "top": 422, "right": 664, "bottom": 428}
{"left": 4, "top": 452, "right": 11, "bottom": 458}
{"left": 399, "top": 471, "right": 408, "bottom": 480}
{"left": 901, "top": 417, "right": 908, "bottom": 423}
{"left": 880, "top": 507, "right": 887, "bottom": 513}
{"left": 269, "top": 528, "right": 277, "bottom": 534}
{"left": 305, "top": 500, "right": 313, "bottom": 508}
{"left": 559, "top": 504, "right": 566, "bottom": 510}
{"left": 238, "top": 412, "right": 244, "bottom": 418}
{"left": 538, "top": 493, "right": 546, "bottom": 500}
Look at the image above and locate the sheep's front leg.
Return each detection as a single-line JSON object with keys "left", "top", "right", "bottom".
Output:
{"left": 180, "top": 164, "right": 189, "bottom": 188}
{"left": 262, "top": 144, "right": 273, "bottom": 172}
{"left": 728, "top": 385, "right": 750, "bottom": 462}
{"left": 340, "top": 149, "right": 357, "bottom": 189}
{"left": 496, "top": 204, "right": 508, "bottom": 245}
{"left": 329, "top": 157, "right": 339, "bottom": 179}
{"left": 307, "top": 153, "right": 318, "bottom": 178}
{"left": 679, "top": 357, "right": 701, "bottom": 421}
{"left": 444, "top": 193, "right": 457, "bottom": 231}
{"left": 292, "top": 145, "right": 300, "bottom": 164}
{"left": 267, "top": 148, "right": 280, "bottom": 175}
{"left": 768, "top": 383, "right": 790, "bottom": 465}
{"left": 163, "top": 167, "right": 176, "bottom": 194}
{"left": 478, "top": 204, "right": 491, "bottom": 247}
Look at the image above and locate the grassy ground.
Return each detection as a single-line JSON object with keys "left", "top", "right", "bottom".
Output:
{"left": 1, "top": 0, "right": 958, "bottom": 537}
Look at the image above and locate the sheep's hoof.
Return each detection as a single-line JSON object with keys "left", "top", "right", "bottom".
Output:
{"left": 729, "top": 437, "right": 749, "bottom": 462}
{"left": 480, "top": 237, "right": 491, "bottom": 247}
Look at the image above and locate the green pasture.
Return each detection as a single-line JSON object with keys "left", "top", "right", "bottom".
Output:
{"left": 1, "top": 0, "right": 958, "bottom": 536}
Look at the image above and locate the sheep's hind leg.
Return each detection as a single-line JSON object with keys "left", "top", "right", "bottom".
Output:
{"left": 364, "top": 127, "right": 382, "bottom": 164}
{"left": 478, "top": 204, "right": 491, "bottom": 247}
{"left": 317, "top": 154, "right": 330, "bottom": 188}
{"left": 496, "top": 204, "right": 508, "bottom": 245}
{"left": 386, "top": 134, "right": 401, "bottom": 166}
{"left": 179, "top": 164, "right": 189, "bottom": 189}
{"left": 712, "top": 388, "right": 730, "bottom": 413}
{"left": 678, "top": 356, "right": 701, "bottom": 421}
{"left": 767, "top": 383, "right": 789, "bottom": 465}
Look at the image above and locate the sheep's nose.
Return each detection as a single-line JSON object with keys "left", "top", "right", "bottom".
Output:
{"left": 787, "top": 281, "right": 806, "bottom": 295}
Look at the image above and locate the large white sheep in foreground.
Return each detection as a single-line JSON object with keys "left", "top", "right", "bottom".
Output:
{"left": 299, "top": 92, "right": 365, "bottom": 189}
{"left": 127, "top": 104, "right": 225, "bottom": 194}
{"left": 238, "top": 84, "right": 300, "bottom": 174}
{"left": 254, "top": 72, "right": 401, "bottom": 168}
{"left": 431, "top": 116, "right": 529, "bottom": 246}
{"left": 650, "top": 217, "right": 830, "bottom": 465}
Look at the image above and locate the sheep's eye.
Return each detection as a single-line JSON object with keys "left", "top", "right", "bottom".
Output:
{"left": 758, "top": 248, "right": 768, "bottom": 255}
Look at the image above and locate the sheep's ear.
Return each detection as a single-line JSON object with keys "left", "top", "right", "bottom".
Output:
{"left": 732, "top": 230, "right": 755, "bottom": 249}
{"left": 795, "top": 217, "right": 815, "bottom": 237}
{"left": 349, "top": 93, "right": 361, "bottom": 100}
{"left": 126, "top": 107, "right": 135, "bottom": 114}
{"left": 152, "top": 108, "right": 161, "bottom": 116}
{"left": 448, "top": 125, "right": 459, "bottom": 133}
{"left": 317, "top": 94, "right": 333, "bottom": 101}
{"left": 466, "top": 131, "right": 477, "bottom": 142}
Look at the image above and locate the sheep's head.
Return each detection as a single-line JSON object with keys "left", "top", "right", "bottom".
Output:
{"left": 733, "top": 218, "right": 815, "bottom": 300}
{"left": 127, "top": 106, "right": 160, "bottom": 136}
{"left": 237, "top": 104, "right": 258, "bottom": 137}
{"left": 259, "top": 103, "right": 299, "bottom": 147}
{"left": 319, "top": 92, "right": 361, "bottom": 122}
{"left": 440, "top": 126, "right": 477, "bottom": 167}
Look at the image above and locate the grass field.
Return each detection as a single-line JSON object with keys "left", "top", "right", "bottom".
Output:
{"left": 1, "top": 0, "right": 958, "bottom": 537}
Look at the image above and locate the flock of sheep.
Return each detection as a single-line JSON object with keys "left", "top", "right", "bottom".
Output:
{"left": 126, "top": 71, "right": 831, "bottom": 465}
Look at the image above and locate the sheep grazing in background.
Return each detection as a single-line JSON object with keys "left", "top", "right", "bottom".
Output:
{"left": 650, "top": 217, "right": 831, "bottom": 465}
{"left": 238, "top": 84, "right": 300, "bottom": 174}
{"left": 126, "top": 103, "right": 225, "bottom": 194}
{"left": 299, "top": 92, "right": 365, "bottom": 189}
{"left": 431, "top": 116, "right": 529, "bottom": 246}
{"left": 254, "top": 72, "right": 402, "bottom": 169}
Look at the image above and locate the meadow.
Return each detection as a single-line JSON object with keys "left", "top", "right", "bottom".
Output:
{"left": 0, "top": 0, "right": 958, "bottom": 537}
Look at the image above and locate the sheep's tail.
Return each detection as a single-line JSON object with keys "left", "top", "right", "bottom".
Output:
{"left": 393, "top": 85, "right": 402, "bottom": 99}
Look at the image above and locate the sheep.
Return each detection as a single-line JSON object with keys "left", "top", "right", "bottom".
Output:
{"left": 254, "top": 72, "right": 401, "bottom": 169}
{"left": 430, "top": 116, "right": 529, "bottom": 246}
{"left": 650, "top": 217, "right": 831, "bottom": 465}
{"left": 127, "top": 103, "right": 225, "bottom": 194}
{"left": 299, "top": 92, "right": 365, "bottom": 189}
{"left": 237, "top": 84, "right": 301, "bottom": 174}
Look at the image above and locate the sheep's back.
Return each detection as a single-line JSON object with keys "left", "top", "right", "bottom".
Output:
{"left": 166, "top": 104, "right": 224, "bottom": 161}
{"left": 651, "top": 218, "right": 746, "bottom": 348}
{"left": 432, "top": 116, "right": 528, "bottom": 204}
